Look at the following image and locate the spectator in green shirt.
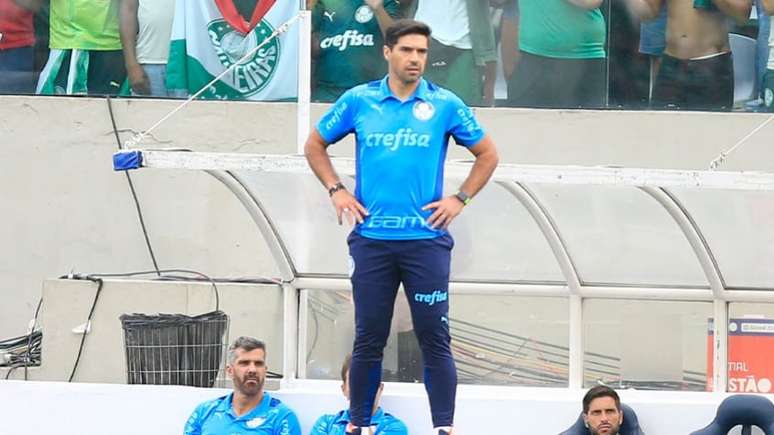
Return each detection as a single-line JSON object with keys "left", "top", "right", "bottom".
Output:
{"left": 35, "top": 0, "right": 127, "bottom": 95}
{"left": 311, "top": 0, "right": 401, "bottom": 102}
{"left": 505, "top": 0, "right": 607, "bottom": 109}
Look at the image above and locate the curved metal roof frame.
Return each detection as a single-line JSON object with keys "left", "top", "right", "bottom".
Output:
{"left": 126, "top": 151, "right": 774, "bottom": 392}
{"left": 193, "top": 158, "right": 774, "bottom": 303}
{"left": 206, "top": 165, "right": 748, "bottom": 392}
{"left": 499, "top": 181, "right": 582, "bottom": 293}
{"left": 640, "top": 187, "right": 725, "bottom": 298}
{"left": 206, "top": 170, "right": 296, "bottom": 282}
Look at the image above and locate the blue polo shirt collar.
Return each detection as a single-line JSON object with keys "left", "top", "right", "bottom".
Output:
{"left": 219, "top": 392, "right": 271, "bottom": 420}
{"left": 335, "top": 407, "right": 387, "bottom": 425}
{"left": 378, "top": 76, "right": 432, "bottom": 102}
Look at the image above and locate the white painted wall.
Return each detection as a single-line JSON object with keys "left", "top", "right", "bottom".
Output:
{"left": 0, "top": 379, "right": 770, "bottom": 434}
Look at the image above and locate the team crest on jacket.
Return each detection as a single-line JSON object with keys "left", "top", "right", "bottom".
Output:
{"left": 246, "top": 417, "right": 266, "bottom": 428}
{"left": 354, "top": 5, "right": 374, "bottom": 23}
{"left": 207, "top": 19, "right": 280, "bottom": 96}
{"left": 413, "top": 101, "right": 435, "bottom": 121}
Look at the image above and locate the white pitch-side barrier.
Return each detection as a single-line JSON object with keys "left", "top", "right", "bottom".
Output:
{"left": 1, "top": 379, "right": 769, "bottom": 434}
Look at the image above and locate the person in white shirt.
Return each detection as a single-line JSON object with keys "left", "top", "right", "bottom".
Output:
{"left": 119, "top": 0, "right": 175, "bottom": 96}
{"left": 407, "top": 0, "right": 497, "bottom": 106}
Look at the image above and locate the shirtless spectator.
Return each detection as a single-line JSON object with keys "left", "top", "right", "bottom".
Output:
{"left": 504, "top": 0, "right": 607, "bottom": 109}
{"left": 627, "top": 0, "right": 753, "bottom": 111}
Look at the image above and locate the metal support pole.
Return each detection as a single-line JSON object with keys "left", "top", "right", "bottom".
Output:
{"left": 499, "top": 181, "right": 585, "bottom": 389}
{"left": 713, "top": 299, "right": 729, "bottom": 393}
{"left": 281, "top": 283, "right": 300, "bottom": 387}
{"left": 297, "top": 290, "right": 309, "bottom": 379}
{"left": 296, "top": 10, "right": 312, "bottom": 155}
{"left": 569, "top": 295, "right": 584, "bottom": 389}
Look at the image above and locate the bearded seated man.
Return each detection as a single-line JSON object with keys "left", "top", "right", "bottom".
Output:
{"left": 183, "top": 337, "right": 301, "bottom": 435}
{"left": 559, "top": 386, "right": 645, "bottom": 435}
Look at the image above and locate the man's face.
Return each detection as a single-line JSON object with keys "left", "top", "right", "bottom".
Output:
{"left": 383, "top": 33, "right": 428, "bottom": 84}
{"left": 227, "top": 347, "right": 266, "bottom": 397}
{"left": 583, "top": 397, "right": 622, "bottom": 435}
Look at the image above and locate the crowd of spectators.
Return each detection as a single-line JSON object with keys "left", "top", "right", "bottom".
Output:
{"left": 0, "top": 0, "right": 772, "bottom": 112}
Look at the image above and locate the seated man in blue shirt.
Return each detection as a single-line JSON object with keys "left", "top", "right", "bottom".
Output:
{"left": 311, "top": 355, "right": 408, "bottom": 435}
{"left": 184, "top": 336, "right": 301, "bottom": 435}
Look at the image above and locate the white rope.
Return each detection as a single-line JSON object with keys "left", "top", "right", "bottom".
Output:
{"left": 123, "top": 13, "right": 302, "bottom": 149}
{"left": 708, "top": 112, "right": 774, "bottom": 170}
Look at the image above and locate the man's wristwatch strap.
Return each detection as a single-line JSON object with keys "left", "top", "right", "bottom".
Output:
{"left": 328, "top": 182, "right": 346, "bottom": 197}
{"left": 454, "top": 190, "right": 471, "bottom": 206}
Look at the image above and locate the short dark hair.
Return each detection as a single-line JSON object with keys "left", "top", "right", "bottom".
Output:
{"left": 582, "top": 385, "right": 621, "bottom": 414}
{"left": 384, "top": 19, "right": 431, "bottom": 48}
{"left": 341, "top": 354, "right": 352, "bottom": 383}
{"left": 227, "top": 336, "right": 266, "bottom": 364}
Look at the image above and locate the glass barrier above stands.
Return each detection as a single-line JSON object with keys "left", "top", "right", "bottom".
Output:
{"left": 2, "top": 0, "right": 772, "bottom": 113}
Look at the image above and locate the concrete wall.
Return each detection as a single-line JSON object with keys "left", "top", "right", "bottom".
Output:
{"left": 3, "top": 94, "right": 774, "bottom": 340}
{"left": 7, "top": 279, "right": 284, "bottom": 384}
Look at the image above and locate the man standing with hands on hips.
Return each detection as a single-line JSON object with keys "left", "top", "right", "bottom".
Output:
{"left": 304, "top": 19, "right": 499, "bottom": 435}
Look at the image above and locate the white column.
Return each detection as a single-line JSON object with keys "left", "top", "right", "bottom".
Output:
{"left": 712, "top": 299, "right": 728, "bottom": 393}
{"left": 297, "top": 290, "right": 309, "bottom": 379}
{"left": 281, "top": 283, "right": 300, "bottom": 387}
{"left": 296, "top": 10, "right": 312, "bottom": 155}
{"left": 568, "top": 294, "right": 584, "bottom": 389}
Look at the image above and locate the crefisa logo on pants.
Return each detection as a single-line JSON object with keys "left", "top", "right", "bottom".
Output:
{"left": 415, "top": 290, "right": 448, "bottom": 306}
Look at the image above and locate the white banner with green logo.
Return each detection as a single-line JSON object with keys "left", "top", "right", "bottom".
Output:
{"left": 166, "top": 0, "right": 298, "bottom": 100}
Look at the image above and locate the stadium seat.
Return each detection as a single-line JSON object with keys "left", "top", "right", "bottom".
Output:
{"left": 690, "top": 394, "right": 774, "bottom": 435}
{"left": 559, "top": 403, "right": 645, "bottom": 435}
